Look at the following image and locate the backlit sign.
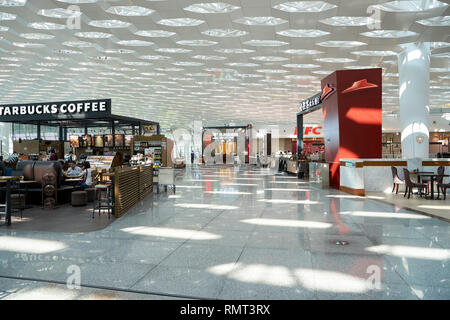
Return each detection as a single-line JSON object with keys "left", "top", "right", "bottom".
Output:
{"left": 0, "top": 99, "right": 111, "bottom": 122}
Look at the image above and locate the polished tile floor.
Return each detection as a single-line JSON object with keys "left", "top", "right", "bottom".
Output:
{"left": 0, "top": 165, "right": 449, "bottom": 300}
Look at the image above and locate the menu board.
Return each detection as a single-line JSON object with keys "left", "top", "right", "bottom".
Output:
{"left": 69, "top": 135, "right": 79, "bottom": 148}
{"left": 104, "top": 134, "right": 114, "bottom": 147}
{"left": 94, "top": 135, "right": 104, "bottom": 147}
{"left": 81, "top": 134, "right": 91, "bottom": 147}
{"left": 125, "top": 135, "right": 133, "bottom": 147}
{"left": 114, "top": 134, "right": 124, "bottom": 147}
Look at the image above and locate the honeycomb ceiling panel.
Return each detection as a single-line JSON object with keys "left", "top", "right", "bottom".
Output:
{"left": 0, "top": 0, "right": 448, "bottom": 129}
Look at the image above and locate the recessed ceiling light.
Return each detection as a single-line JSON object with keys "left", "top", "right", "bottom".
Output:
{"left": 317, "top": 40, "right": 366, "bottom": 47}
{"left": 244, "top": 40, "right": 288, "bottom": 46}
{"left": 117, "top": 40, "right": 154, "bottom": 46}
{"left": 89, "top": 20, "right": 131, "bottom": 28}
{"left": 251, "top": 56, "right": 289, "bottom": 62}
{"left": 172, "top": 61, "right": 204, "bottom": 67}
{"left": 416, "top": 15, "right": 450, "bottom": 26}
{"left": 345, "top": 65, "right": 380, "bottom": 70}
{"left": 19, "top": 33, "right": 55, "bottom": 40}
{"left": 75, "top": 32, "right": 112, "bottom": 39}
{"left": 56, "top": 0, "right": 97, "bottom": 3}
{"left": 315, "top": 57, "right": 356, "bottom": 63}
{"left": 106, "top": 6, "right": 154, "bottom": 16}
{"left": 283, "top": 64, "right": 320, "bottom": 68}
{"left": 13, "top": 42, "right": 45, "bottom": 48}
{"left": 430, "top": 67, "right": 450, "bottom": 72}
{"left": 202, "top": 29, "right": 247, "bottom": 37}
{"left": 177, "top": 40, "right": 217, "bottom": 46}
{"left": 28, "top": 22, "right": 66, "bottom": 30}
{"left": 140, "top": 55, "right": 171, "bottom": 60}
{"left": 256, "top": 69, "right": 289, "bottom": 74}
{"left": 123, "top": 61, "right": 152, "bottom": 66}
{"left": 273, "top": 1, "right": 337, "bottom": 12}
{"left": 226, "top": 63, "right": 260, "bottom": 67}
{"left": 312, "top": 70, "right": 334, "bottom": 75}
{"left": 361, "top": 30, "right": 418, "bottom": 38}
{"left": 320, "top": 16, "right": 380, "bottom": 26}
{"left": 277, "top": 29, "right": 329, "bottom": 37}
{"left": 215, "top": 48, "right": 255, "bottom": 54}
{"left": 184, "top": 2, "right": 240, "bottom": 13}
{"left": 351, "top": 50, "right": 397, "bottom": 56}
{"left": 102, "top": 49, "right": 134, "bottom": 54}
{"left": 134, "top": 30, "right": 176, "bottom": 37}
{"left": 0, "top": 12, "right": 15, "bottom": 20}
{"left": 157, "top": 18, "right": 204, "bottom": 27}
{"left": 0, "top": 0, "right": 27, "bottom": 6}
{"left": 370, "top": 0, "right": 448, "bottom": 13}
{"left": 284, "top": 49, "right": 323, "bottom": 55}
{"left": 38, "top": 8, "right": 81, "bottom": 19}
{"left": 63, "top": 41, "right": 95, "bottom": 47}
{"left": 192, "top": 55, "right": 227, "bottom": 60}
{"left": 53, "top": 49, "right": 82, "bottom": 54}
{"left": 155, "top": 48, "right": 192, "bottom": 53}
{"left": 234, "top": 16, "right": 287, "bottom": 26}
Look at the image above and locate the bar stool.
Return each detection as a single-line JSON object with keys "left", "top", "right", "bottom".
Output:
{"left": 92, "top": 184, "right": 114, "bottom": 219}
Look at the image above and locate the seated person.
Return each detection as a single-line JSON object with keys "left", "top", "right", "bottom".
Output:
{"left": 80, "top": 162, "right": 93, "bottom": 187}
{"left": 66, "top": 161, "right": 81, "bottom": 177}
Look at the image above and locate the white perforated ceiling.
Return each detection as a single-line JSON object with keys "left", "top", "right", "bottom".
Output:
{"left": 0, "top": 0, "right": 449, "bottom": 129}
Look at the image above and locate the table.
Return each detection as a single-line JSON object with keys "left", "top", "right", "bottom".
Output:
{"left": 416, "top": 173, "right": 449, "bottom": 199}
{"left": 0, "top": 176, "right": 21, "bottom": 226}
{"left": 410, "top": 171, "right": 433, "bottom": 184}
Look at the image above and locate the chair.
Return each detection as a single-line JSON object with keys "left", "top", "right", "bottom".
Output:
{"left": 403, "top": 168, "right": 427, "bottom": 199}
{"left": 92, "top": 184, "right": 114, "bottom": 219}
{"left": 436, "top": 166, "right": 450, "bottom": 200}
{"left": 10, "top": 194, "right": 26, "bottom": 219}
{"left": 391, "top": 167, "right": 405, "bottom": 194}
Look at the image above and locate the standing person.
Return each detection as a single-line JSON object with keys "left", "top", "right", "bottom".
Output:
{"left": 65, "top": 150, "right": 77, "bottom": 162}
{"left": 191, "top": 150, "right": 195, "bottom": 165}
{"left": 49, "top": 149, "right": 57, "bottom": 161}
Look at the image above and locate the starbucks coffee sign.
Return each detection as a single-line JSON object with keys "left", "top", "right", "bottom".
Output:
{"left": 0, "top": 99, "right": 111, "bottom": 121}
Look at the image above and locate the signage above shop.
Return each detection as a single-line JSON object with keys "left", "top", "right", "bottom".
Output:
{"left": 298, "top": 93, "right": 322, "bottom": 115}
{"left": 0, "top": 98, "right": 111, "bottom": 122}
{"left": 294, "top": 125, "right": 323, "bottom": 138}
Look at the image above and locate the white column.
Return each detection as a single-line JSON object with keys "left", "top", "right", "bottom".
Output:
{"left": 398, "top": 43, "right": 431, "bottom": 160}
{"left": 0, "top": 122, "right": 12, "bottom": 157}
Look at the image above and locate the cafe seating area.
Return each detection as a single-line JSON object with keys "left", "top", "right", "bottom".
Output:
{"left": 0, "top": 159, "right": 117, "bottom": 230}
{"left": 391, "top": 166, "right": 450, "bottom": 200}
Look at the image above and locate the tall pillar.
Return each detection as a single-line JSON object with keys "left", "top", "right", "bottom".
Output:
{"left": 398, "top": 43, "right": 430, "bottom": 160}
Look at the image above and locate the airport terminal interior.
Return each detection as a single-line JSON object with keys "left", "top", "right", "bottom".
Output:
{"left": 0, "top": 0, "right": 449, "bottom": 300}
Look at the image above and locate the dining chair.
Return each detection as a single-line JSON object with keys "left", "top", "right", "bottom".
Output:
{"left": 436, "top": 166, "right": 449, "bottom": 200}
{"left": 403, "top": 168, "right": 427, "bottom": 199}
{"left": 390, "top": 166, "right": 404, "bottom": 194}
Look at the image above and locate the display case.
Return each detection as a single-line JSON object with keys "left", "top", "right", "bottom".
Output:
{"left": 131, "top": 135, "right": 173, "bottom": 167}
{"left": 86, "top": 154, "right": 117, "bottom": 170}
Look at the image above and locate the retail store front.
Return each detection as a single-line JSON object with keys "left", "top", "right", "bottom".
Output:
{"left": 0, "top": 99, "right": 169, "bottom": 231}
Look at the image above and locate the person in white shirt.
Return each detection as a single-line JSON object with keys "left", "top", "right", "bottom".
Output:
{"left": 80, "top": 162, "right": 93, "bottom": 187}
